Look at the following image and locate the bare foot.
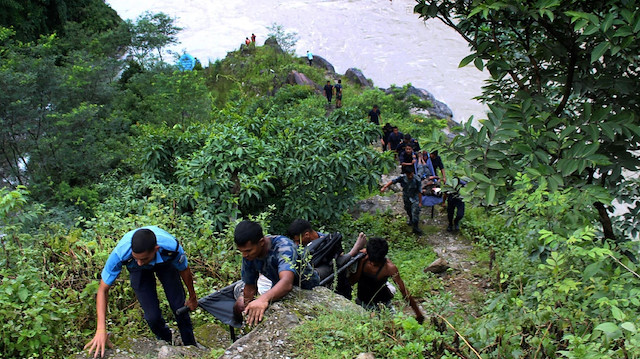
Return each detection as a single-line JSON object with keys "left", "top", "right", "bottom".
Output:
{"left": 349, "top": 232, "right": 367, "bottom": 257}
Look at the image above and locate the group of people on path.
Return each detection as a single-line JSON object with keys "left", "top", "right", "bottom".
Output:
{"left": 323, "top": 79, "right": 343, "bottom": 108}
{"left": 85, "top": 220, "right": 424, "bottom": 357}
{"left": 371, "top": 112, "right": 465, "bottom": 235}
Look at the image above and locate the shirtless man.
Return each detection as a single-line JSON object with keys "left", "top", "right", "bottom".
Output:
{"left": 349, "top": 237, "right": 424, "bottom": 323}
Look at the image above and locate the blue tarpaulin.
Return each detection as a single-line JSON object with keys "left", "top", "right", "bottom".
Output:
{"left": 177, "top": 53, "right": 196, "bottom": 71}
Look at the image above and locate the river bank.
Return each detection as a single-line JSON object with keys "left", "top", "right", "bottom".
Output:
{"left": 106, "top": 0, "right": 488, "bottom": 125}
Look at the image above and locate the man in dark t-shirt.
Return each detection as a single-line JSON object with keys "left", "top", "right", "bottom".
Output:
{"left": 430, "top": 150, "right": 446, "bottom": 184}
{"left": 387, "top": 127, "right": 404, "bottom": 152}
{"left": 368, "top": 105, "right": 381, "bottom": 125}
{"left": 334, "top": 79, "right": 343, "bottom": 108}
{"left": 323, "top": 81, "right": 333, "bottom": 104}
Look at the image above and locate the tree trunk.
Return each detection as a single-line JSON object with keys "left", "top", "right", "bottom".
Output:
{"left": 594, "top": 201, "right": 615, "bottom": 240}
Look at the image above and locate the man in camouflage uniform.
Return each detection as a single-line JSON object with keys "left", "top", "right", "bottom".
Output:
{"left": 381, "top": 166, "right": 423, "bottom": 235}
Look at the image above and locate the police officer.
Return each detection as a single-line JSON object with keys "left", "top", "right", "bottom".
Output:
{"left": 84, "top": 226, "right": 198, "bottom": 358}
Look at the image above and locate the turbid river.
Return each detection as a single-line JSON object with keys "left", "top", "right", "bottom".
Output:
{"left": 106, "top": 0, "right": 488, "bottom": 124}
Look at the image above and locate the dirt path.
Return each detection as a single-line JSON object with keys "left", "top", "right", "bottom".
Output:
{"left": 366, "top": 173, "right": 492, "bottom": 316}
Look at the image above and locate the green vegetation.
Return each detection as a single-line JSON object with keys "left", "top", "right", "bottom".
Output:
{"left": 0, "top": 4, "right": 441, "bottom": 357}
{"left": 1, "top": 0, "right": 639, "bottom": 357}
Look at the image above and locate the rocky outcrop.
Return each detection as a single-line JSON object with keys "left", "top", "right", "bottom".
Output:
{"left": 220, "top": 286, "right": 363, "bottom": 359}
{"left": 345, "top": 68, "right": 373, "bottom": 88}
{"left": 386, "top": 85, "right": 454, "bottom": 120}
{"left": 300, "top": 54, "right": 336, "bottom": 74}
{"left": 264, "top": 36, "right": 284, "bottom": 54}
{"left": 285, "top": 70, "right": 320, "bottom": 91}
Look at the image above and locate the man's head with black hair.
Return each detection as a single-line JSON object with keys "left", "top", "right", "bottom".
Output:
{"left": 402, "top": 165, "right": 415, "bottom": 179}
{"left": 234, "top": 221, "right": 267, "bottom": 261}
{"left": 234, "top": 220, "right": 263, "bottom": 246}
{"left": 132, "top": 229, "right": 157, "bottom": 253}
{"left": 403, "top": 133, "right": 412, "bottom": 141}
{"left": 430, "top": 150, "right": 439, "bottom": 159}
{"left": 131, "top": 228, "right": 160, "bottom": 266}
{"left": 287, "top": 219, "right": 319, "bottom": 246}
{"left": 366, "top": 237, "right": 388, "bottom": 264}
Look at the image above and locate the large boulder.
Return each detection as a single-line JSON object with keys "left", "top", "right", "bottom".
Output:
{"left": 386, "top": 85, "right": 454, "bottom": 120}
{"left": 299, "top": 54, "right": 336, "bottom": 74}
{"left": 219, "top": 286, "right": 363, "bottom": 359}
{"left": 264, "top": 36, "right": 284, "bottom": 54}
{"left": 345, "top": 68, "right": 373, "bottom": 88}
{"left": 285, "top": 70, "right": 320, "bottom": 91}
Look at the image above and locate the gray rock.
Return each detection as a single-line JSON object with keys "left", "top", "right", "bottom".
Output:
{"left": 285, "top": 70, "right": 320, "bottom": 91}
{"left": 356, "top": 353, "right": 376, "bottom": 359}
{"left": 264, "top": 36, "right": 284, "bottom": 54}
{"left": 425, "top": 257, "right": 450, "bottom": 274}
{"left": 299, "top": 54, "right": 336, "bottom": 73}
{"left": 219, "top": 287, "right": 363, "bottom": 359}
{"left": 157, "top": 346, "right": 171, "bottom": 359}
{"left": 345, "top": 68, "right": 373, "bottom": 88}
{"left": 386, "top": 85, "right": 453, "bottom": 119}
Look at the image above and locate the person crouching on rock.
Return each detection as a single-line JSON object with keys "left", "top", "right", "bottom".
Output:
{"left": 84, "top": 227, "right": 198, "bottom": 358}
{"left": 233, "top": 220, "right": 319, "bottom": 326}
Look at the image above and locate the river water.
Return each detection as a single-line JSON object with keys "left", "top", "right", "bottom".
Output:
{"left": 106, "top": 0, "right": 488, "bottom": 124}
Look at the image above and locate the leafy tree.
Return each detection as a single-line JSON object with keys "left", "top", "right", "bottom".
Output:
{"left": 0, "top": 28, "right": 129, "bottom": 201}
{"left": 266, "top": 23, "right": 298, "bottom": 54}
{"left": 415, "top": 0, "right": 640, "bottom": 240}
{"left": 127, "top": 12, "right": 182, "bottom": 66}
{"left": 0, "top": 0, "right": 121, "bottom": 42}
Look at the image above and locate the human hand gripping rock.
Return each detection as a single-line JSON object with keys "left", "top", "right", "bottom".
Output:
{"left": 244, "top": 297, "right": 269, "bottom": 326}
{"left": 84, "top": 329, "right": 114, "bottom": 358}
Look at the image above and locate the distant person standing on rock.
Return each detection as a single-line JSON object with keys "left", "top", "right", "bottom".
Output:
{"left": 334, "top": 79, "right": 343, "bottom": 108}
{"left": 307, "top": 50, "right": 313, "bottom": 65}
{"left": 251, "top": 33, "right": 256, "bottom": 43}
{"left": 323, "top": 81, "right": 333, "bottom": 104}
{"left": 245, "top": 37, "right": 251, "bottom": 46}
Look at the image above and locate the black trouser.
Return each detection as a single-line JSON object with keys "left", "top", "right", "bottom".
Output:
{"left": 129, "top": 264, "right": 196, "bottom": 345}
{"left": 315, "top": 254, "right": 353, "bottom": 300}
{"left": 447, "top": 196, "right": 465, "bottom": 226}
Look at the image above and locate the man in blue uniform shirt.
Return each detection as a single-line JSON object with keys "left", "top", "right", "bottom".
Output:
{"left": 84, "top": 226, "right": 198, "bottom": 358}
{"left": 233, "top": 220, "right": 319, "bottom": 326}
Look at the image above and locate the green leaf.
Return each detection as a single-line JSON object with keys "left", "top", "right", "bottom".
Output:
{"left": 486, "top": 185, "right": 495, "bottom": 205}
{"left": 591, "top": 42, "right": 610, "bottom": 63}
{"left": 471, "top": 172, "right": 492, "bottom": 184}
{"left": 611, "top": 305, "right": 626, "bottom": 321}
{"left": 474, "top": 57, "right": 484, "bottom": 71}
{"left": 486, "top": 160, "right": 504, "bottom": 169}
{"left": 621, "top": 322, "right": 637, "bottom": 333}
{"left": 18, "top": 288, "right": 29, "bottom": 302}
{"left": 595, "top": 322, "right": 619, "bottom": 334}
{"left": 601, "top": 13, "right": 614, "bottom": 32}
{"left": 524, "top": 167, "right": 541, "bottom": 176}
{"left": 459, "top": 53, "right": 477, "bottom": 68}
